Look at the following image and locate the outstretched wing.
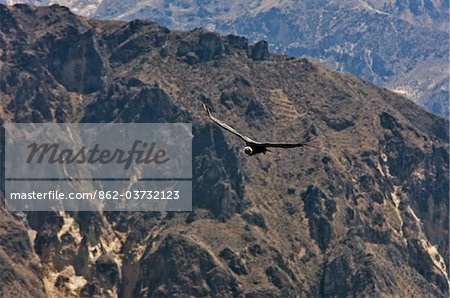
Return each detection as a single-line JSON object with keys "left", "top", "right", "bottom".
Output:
{"left": 203, "top": 103, "right": 257, "bottom": 144}
{"left": 260, "top": 136, "right": 319, "bottom": 149}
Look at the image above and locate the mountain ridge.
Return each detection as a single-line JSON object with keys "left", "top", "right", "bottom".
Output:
{"left": 2, "top": 0, "right": 448, "bottom": 118}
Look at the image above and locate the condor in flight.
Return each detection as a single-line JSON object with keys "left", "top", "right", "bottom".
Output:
{"left": 203, "top": 103, "right": 316, "bottom": 156}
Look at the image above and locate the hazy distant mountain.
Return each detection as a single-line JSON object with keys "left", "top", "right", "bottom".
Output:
{"left": 1, "top": 0, "right": 101, "bottom": 15}
{"left": 363, "top": 0, "right": 449, "bottom": 30}
{"left": 3, "top": 0, "right": 448, "bottom": 118}
{"left": 1, "top": 4, "right": 449, "bottom": 297}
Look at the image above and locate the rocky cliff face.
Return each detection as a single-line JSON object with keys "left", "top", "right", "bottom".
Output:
{"left": 3, "top": 0, "right": 448, "bottom": 118}
{"left": 0, "top": 4, "right": 449, "bottom": 297}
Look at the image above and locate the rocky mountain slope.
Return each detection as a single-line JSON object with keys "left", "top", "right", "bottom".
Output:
{"left": 0, "top": 4, "right": 449, "bottom": 297}
{"left": 2, "top": 0, "right": 448, "bottom": 118}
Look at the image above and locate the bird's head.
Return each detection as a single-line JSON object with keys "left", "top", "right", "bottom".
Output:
{"left": 244, "top": 146, "right": 253, "bottom": 155}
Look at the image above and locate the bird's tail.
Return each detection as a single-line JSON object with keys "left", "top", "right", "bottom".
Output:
{"left": 301, "top": 136, "right": 320, "bottom": 150}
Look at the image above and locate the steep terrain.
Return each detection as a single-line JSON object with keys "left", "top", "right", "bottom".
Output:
{"left": 0, "top": 4, "right": 449, "bottom": 297}
{"left": 2, "top": 0, "right": 448, "bottom": 118}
